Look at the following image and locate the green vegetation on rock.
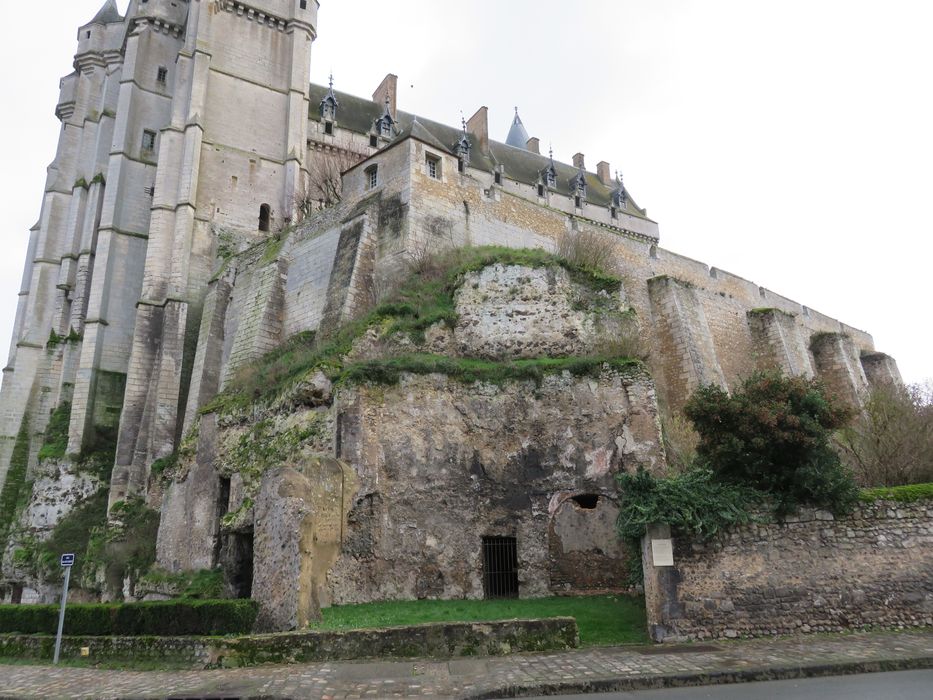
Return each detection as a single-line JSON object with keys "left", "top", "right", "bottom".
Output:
{"left": 341, "top": 354, "right": 642, "bottom": 387}
{"left": 139, "top": 568, "right": 226, "bottom": 599}
{"left": 83, "top": 498, "right": 160, "bottom": 594}
{"left": 313, "top": 595, "right": 648, "bottom": 647}
{"left": 0, "top": 418, "right": 32, "bottom": 556}
{"left": 37, "top": 402, "right": 72, "bottom": 462}
{"left": 31, "top": 490, "right": 109, "bottom": 582}
{"left": 203, "top": 246, "right": 630, "bottom": 415}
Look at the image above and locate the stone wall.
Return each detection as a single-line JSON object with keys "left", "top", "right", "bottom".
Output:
{"left": 0, "top": 617, "right": 578, "bottom": 668}
{"left": 642, "top": 499, "right": 933, "bottom": 642}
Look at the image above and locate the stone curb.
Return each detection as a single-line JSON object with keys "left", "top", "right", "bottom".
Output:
{"left": 463, "top": 655, "right": 933, "bottom": 699}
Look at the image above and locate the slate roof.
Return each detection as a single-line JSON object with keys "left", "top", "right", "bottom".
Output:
{"left": 307, "top": 83, "right": 650, "bottom": 221}
{"left": 88, "top": 0, "right": 123, "bottom": 25}
{"left": 505, "top": 110, "right": 530, "bottom": 149}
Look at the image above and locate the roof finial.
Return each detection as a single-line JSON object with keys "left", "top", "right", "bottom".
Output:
{"left": 329, "top": 72, "right": 334, "bottom": 89}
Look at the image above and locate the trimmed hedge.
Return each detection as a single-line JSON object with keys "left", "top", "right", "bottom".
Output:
{"left": 0, "top": 599, "right": 257, "bottom": 637}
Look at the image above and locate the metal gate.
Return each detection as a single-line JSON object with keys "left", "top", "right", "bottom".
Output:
{"left": 482, "top": 536, "right": 519, "bottom": 599}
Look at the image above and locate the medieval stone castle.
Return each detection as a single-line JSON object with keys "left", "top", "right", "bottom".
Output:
{"left": 0, "top": 0, "right": 906, "bottom": 624}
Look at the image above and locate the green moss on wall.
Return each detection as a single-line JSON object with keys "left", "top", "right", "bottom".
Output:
{"left": 0, "top": 417, "right": 31, "bottom": 555}
{"left": 37, "top": 402, "right": 72, "bottom": 462}
{"left": 339, "top": 354, "right": 643, "bottom": 387}
{"left": 204, "top": 246, "right": 631, "bottom": 415}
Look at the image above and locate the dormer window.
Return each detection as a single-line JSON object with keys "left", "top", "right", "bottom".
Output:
{"left": 613, "top": 173, "right": 627, "bottom": 211}
{"left": 319, "top": 74, "right": 339, "bottom": 125}
{"left": 546, "top": 171, "right": 556, "bottom": 188}
{"left": 571, "top": 165, "right": 587, "bottom": 206}
{"left": 376, "top": 96, "right": 395, "bottom": 139}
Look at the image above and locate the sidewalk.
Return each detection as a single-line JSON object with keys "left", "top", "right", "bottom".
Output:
{"left": 0, "top": 629, "right": 930, "bottom": 700}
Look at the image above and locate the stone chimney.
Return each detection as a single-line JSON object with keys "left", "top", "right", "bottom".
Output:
{"left": 372, "top": 74, "right": 398, "bottom": 119}
{"left": 573, "top": 153, "right": 586, "bottom": 169}
{"left": 466, "top": 106, "right": 489, "bottom": 152}
{"left": 597, "top": 161, "right": 612, "bottom": 186}
{"left": 526, "top": 137, "right": 540, "bottom": 154}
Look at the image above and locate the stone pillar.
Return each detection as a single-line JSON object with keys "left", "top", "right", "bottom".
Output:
{"left": 182, "top": 276, "right": 233, "bottom": 435}
{"left": 253, "top": 467, "right": 317, "bottom": 632}
{"left": 810, "top": 333, "right": 869, "bottom": 410}
{"left": 647, "top": 276, "right": 727, "bottom": 410}
{"left": 747, "top": 308, "right": 814, "bottom": 378}
{"left": 860, "top": 352, "right": 903, "bottom": 390}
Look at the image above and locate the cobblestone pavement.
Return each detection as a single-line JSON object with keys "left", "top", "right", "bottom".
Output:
{"left": 0, "top": 630, "right": 930, "bottom": 700}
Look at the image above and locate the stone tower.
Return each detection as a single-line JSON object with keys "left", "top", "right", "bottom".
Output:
{"left": 110, "top": 0, "right": 318, "bottom": 506}
{"left": 0, "top": 0, "right": 319, "bottom": 503}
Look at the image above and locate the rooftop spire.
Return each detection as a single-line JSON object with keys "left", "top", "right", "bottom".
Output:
{"left": 505, "top": 107, "right": 531, "bottom": 149}
{"left": 319, "top": 72, "right": 339, "bottom": 119}
{"left": 89, "top": 0, "right": 122, "bottom": 25}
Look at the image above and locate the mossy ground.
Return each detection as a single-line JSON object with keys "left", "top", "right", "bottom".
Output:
{"left": 313, "top": 595, "right": 649, "bottom": 647}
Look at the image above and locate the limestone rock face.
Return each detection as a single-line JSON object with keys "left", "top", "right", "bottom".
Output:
{"left": 454, "top": 264, "right": 629, "bottom": 360}
{"left": 252, "top": 467, "right": 316, "bottom": 632}
{"left": 17, "top": 460, "right": 100, "bottom": 535}
{"left": 0, "top": 459, "right": 101, "bottom": 603}
{"left": 328, "top": 367, "right": 665, "bottom": 605}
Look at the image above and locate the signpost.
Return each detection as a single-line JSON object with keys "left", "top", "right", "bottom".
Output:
{"left": 53, "top": 553, "right": 75, "bottom": 665}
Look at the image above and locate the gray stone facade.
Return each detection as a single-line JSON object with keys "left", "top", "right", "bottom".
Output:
{"left": 0, "top": 0, "right": 908, "bottom": 622}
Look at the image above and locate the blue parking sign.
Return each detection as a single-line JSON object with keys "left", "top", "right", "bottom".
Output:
{"left": 60, "top": 553, "right": 75, "bottom": 568}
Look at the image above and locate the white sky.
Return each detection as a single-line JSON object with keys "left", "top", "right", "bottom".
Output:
{"left": 1, "top": 1, "right": 930, "bottom": 384}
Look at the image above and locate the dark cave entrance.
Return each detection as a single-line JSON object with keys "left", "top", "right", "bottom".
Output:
{"left": 221, "top": 531, "right": 254, "bottom": 599}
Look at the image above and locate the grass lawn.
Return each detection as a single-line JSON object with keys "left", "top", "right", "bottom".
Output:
{"left": 313, "top": 594, "right": 648, "bottom": 647}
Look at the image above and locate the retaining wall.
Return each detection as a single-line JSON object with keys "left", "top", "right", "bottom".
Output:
{"left": 0, "top": 617, "right": 578, "bottom": 668}
{"left": 642, "top": 499, "right": 933, "bottom": 642}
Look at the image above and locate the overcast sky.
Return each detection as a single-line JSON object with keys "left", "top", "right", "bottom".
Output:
{"left": 1, "top": 1, "right": 930, "bottom": 384}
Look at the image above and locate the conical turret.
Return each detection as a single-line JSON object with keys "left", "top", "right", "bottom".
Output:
{"left": 505, "top": 107, "right": 530, "bottom": 149}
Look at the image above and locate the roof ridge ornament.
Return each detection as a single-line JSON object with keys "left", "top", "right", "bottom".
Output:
{"left": 455, "top": 114, "right": 472, "bottom": 164}
{"left": 319, "top": 72, "right": 339, "bottom": 119}
{"left": 615, "top": 171, "right": 626, "bottom": 208}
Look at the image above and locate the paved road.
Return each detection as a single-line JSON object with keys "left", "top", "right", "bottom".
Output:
{"left": 525, "top": 669, "right": 933, "bottom": 700}
{"left": 0, "top": 630, "right": 930, "bottom": 699}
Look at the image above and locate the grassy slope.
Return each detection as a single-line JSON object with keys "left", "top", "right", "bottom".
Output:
{"left": 314, "top": 595, "right": 649, "bottom": 647}
{"left": 204, "top": 245, "right": 629, "bottom": 415}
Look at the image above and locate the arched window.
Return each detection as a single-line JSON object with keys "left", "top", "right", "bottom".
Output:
{"left": 259, "top": 204, "right": 272, "bottom": 232}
